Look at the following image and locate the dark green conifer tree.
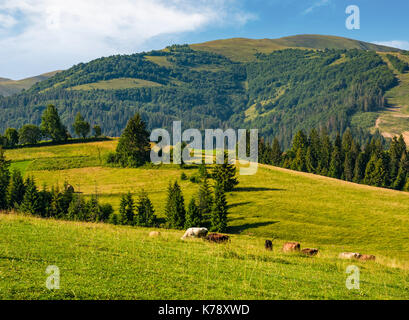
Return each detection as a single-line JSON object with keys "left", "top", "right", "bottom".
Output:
{"left": 118, "top": 192, "right": 135, "bottom": 225}
{"left": 7, "top": 169, "right": 26, "bottom": 208}
{"left": 20, "top": 177, "right": 41, "bottom": 215}
{"left": 212, "top": 158, "right": 238, "bottom": 192}
{"left": 135, "top": 189, "right": 156, "bottom": 227}
{"left": 164, "top": 181, "right": 186, "bottom": 229}
{"left": 184, "top": 197, "right": 202, "bottom": 229}
{"left": 0, "top": 147, "right": 10, "bottom": 210}
{"left": 116, "top": 113, "right": 151, "bottom": 167}
{"left": 210, "top": 181, "right": 228, "bottom": 233}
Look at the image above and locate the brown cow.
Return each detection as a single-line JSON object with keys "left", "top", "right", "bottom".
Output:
{"left": 206, "top": 233, "right": 230, "bottom": 243}
{"left": 359, "top": 254, "right": 376, "bottom": 261}
{"left": 265, "top": 240, "right": 273, "bottom": 251}
{"left": 301, "top": 248, "right": 319, "bottom": 256}
{"left": 282, "top": 242, "right": 300, "bottom": 252}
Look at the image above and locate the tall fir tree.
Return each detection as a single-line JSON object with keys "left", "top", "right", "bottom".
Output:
{"left": 393, "top": 152, "right": 409, "bottom": 190}
{"left": 184, "top": 197, "right": 202, "bottom": 229}
{"left": 210, "top": 181, "right": 228, "bottom": 233}
{"left": 343, "top": 152, "right": 355, "bottom": 181}
{"left": 329, "top": 145, "right": 343, "bottom": 179}
{"left": 118, "top": 192, "right": 135, "bottom": 225}
{"left": 7, "top": 169, "right": 25, "bottom": 208}
{"left": 353, "top": 152, "right": 367, "bottom": 183}
{"left": 198, "top": 176, "right": 213, "bottom": 222}
{"left": 116, "top": 113, "right": 151, "bottom": 167}
{"left": 20, "top": 177, "right": 42, "bottom": 215}
{"left": 135, "top": 190, "right": 156, "bottom": 227}
{"left": 212, "top": 158, "right": 238, "bottom": 192}
{"left": 165, "top": 181, "right": 186, "bottom": 229}
{"left": 0, "top": 147, "right": 10, "bottom": 210}
{"left": 271, "top": 138, "right": 282, "bottom": 166}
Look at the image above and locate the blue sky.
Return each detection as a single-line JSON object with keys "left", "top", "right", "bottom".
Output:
{"left": 0, "top": 0, "right": 408, "bottom": 79}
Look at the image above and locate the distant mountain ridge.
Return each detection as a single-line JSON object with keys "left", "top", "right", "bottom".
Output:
{"left": 191, "top": 34, "right": 401, "bottom": 61}
{"left": 0, "top": 71, "right": 61, "bottom": 97}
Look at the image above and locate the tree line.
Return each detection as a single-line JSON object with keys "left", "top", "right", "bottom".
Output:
{"left": 0, "top": 104, "right": 102, "bottom": 148}
{"left": 259, "top": 128, "right": 409, "bottom": 191}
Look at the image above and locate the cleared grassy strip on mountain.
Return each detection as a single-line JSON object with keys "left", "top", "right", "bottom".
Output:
{"left": 374, "top": 53, "right": 409, "bottom": 141}
{"left": 69, "top": 78, "right": 163, "bottom": 91}
{"left": 1, "top": 213, "right": 409, "bottom": 300}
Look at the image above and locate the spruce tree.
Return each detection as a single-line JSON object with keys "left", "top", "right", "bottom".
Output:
{"left": 329, "top": 148, "right": 342, "bottom": 179}
{"left": 210, "top": 181, "right": 228, "bottom": 233}
{"left": 67, "top": 195, "right": 87, "bottom": 221}
{"left": 135, "top": 190, "right": 156, "bottom": 227}
{"left": 116, "top": 113, "right": 151, "bottom": 167}
{"left": 118, "top": 192, "right": 135, "bottom": 225}
{"left": 271, "top": 138, "right": 282, "bottom": 166}
{"left": 343, "top": 152, "right": 355, "bottom": 181}
{"left": 353, "top": 152, "right": 367, "bottom": 183}
{"left": 164, "top": 181, "right": 186, "bottom": 229}
{"left": 20, "top": 177, "right": 41, "bottom": 215}
{"left": 198, "top": 176, "right": 213, "bottom": 222}
{"left": 185, "top": 197, "right": 202, "bottom": 229}
{"left": 364, "top": 154, "right": 378, "bottom": 186}
{"left": 7, "top": 169, "right": 25, "bottom": 208}
{"left": 393, "top": 153, "right": 409, "bottom": 190}
{"left": 212, "top": 158, "right": 238, "bottom": 192}
{"left": 0, "top": 147, "right": 10, "bottom": 210}
{"left": 87, "top": 196, "right": 101, "bottom": 222}
{"left": 318, "top": 129, "right": 332, "bottom": 175}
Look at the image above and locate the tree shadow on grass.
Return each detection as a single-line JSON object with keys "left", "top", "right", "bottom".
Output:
{"left": 227, "top": 221, "right": 279, "bottom": 234}
{"left": 228, "top": 201, "right": 253, "bottom": 209}
{"left": 233, "top": 187, "right": 285, "bottom": 192}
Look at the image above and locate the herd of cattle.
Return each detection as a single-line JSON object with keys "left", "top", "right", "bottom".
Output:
{"left": 149, "top": 227, "right": 376, "bottom": 261}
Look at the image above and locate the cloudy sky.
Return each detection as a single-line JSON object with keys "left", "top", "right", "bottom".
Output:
{"left": 0, "top": 0, "right": 408, "bottom": 79}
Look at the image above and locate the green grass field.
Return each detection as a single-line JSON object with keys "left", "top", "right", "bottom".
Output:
{"left": 2, "top": 140, "right": 409, "bottom": 299}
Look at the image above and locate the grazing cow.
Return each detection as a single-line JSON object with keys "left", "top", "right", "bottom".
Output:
{"left": 359, "top": 254, "right": 376, "bottom": 261}
{"left": 206, "top": 233, "right": 230, "bottom": 243}
{"left": 301, "top": 248, "right": 319, "bottom": 256}
{"left": 282, "top": 242, "right": 300, "bottom": 252}
{"left": 265, "top": 240, "right": 273, "bottom": 251}
{"left": 339, "top": 252, "right": 361, "bottom": 260}
{"left": 149, "top": 231, "right": 161, "bottom": 237}
{"left": 181, "top": 228, "right": 208, "bottom": 240}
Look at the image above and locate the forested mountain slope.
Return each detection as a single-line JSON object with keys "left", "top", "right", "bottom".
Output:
{"left": 0, "top": 35, "right": 404, "bottom": 148}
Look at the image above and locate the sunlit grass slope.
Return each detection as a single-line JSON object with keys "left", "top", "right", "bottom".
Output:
{"left": 1, "top": 214, "right": 409, "bottom": 300}
{"left": 3, "top": 140, "right": 409, "bottom": 299}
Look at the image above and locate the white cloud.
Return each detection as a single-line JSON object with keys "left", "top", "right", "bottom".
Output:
{"left": 303, "top": 0, "right": 330, "bottom": 15}
{"left": 0, "top": 0, "right": 254, "bottom": 79}
{"left": 372, "top": 40, "right": 409, "bottom": 51}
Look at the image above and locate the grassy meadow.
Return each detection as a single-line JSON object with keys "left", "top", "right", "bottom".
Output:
{"left": 2, "top": 140, "right": 409, "bottom": 299}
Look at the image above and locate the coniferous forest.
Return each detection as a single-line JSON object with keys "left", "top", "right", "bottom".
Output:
{"left": 0, "top": 46, "right": 398, "bottom": 149}
{"left": 259, "top": 128, "right": 409, "bottom": 191}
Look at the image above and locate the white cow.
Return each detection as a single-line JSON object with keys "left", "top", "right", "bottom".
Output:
{"left": 181, "top": 227, "right": 208, "bottom": 240}
{"left": 339, "top": 252, "right": 361, "bottom": 260}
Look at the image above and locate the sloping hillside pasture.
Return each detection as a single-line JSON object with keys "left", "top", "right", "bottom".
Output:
{"left": 2, "top": 140, "right": 409, "bottom": 299}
